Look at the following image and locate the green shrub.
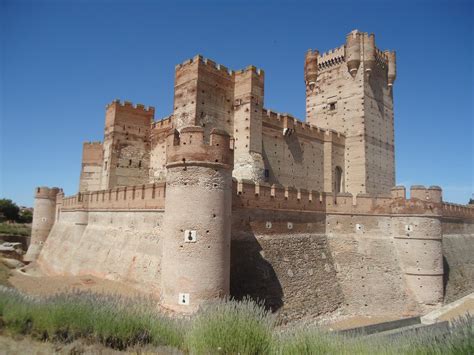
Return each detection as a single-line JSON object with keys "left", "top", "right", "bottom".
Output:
{"left": 185, "top": 297, "right": 275, "bottom": 354}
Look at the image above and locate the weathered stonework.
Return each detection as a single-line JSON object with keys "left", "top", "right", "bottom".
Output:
{"left": 28, "top": 30, "right": 474, "bottom": 321}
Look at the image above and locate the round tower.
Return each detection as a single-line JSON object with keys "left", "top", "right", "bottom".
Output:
{"left": 160, "top": 126, "right": 234, "bottom": 312}
{"left": 24, "top": 186, "right": 61, "bottom": 262}
{"left": 304, "top": 49, "right": 319, "bottom": 90}
{"left": 363, "top": 33, "right": 376, "bottom": 74}
{"left": 345, "top": 30, "right": 361, "bottom": 77}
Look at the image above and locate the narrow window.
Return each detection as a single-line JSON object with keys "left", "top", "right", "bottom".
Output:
{"left": 335, "top": 166, "right": 343, "bottom": 193}
{"left": 329, "top": 102, "right": 336, "bottom": 111}
{"left": 138, "top": 160, "right": 142, "bottom": 168}
{"left": 104, "top": 161, "right": 108, "bottom": 170}
{"left": 129, "top": 159, "right": 132, "bottom": 166}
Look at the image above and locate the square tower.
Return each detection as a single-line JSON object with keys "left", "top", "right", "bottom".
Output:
{"left": 100, "top": 100, "right": 154, "bottom": 189}
{"left": 305, "top": 30, "right": 396, "bottom": 195}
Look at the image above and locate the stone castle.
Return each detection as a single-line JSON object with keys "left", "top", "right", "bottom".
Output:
{"left": 26, "top": 30, "right": 474, "bottom": 319}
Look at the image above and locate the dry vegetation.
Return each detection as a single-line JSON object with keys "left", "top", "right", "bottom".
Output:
{"left": 0, "top": 287, "right": 472, "bottom": 354}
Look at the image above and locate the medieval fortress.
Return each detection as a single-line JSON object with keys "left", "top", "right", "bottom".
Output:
{"left": 26, "top": 30, "right": 474, "bottom": 319}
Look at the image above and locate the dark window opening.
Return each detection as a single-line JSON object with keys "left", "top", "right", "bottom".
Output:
{"left": 335, "top": 166, "right": 343, "bottom": 193}
{"left": 104, "top": 161, "right": 108, "bottom": 170}
{"left": 129, "top": 159, "right": 132, "bottom": 166}
{"left": 329, "top": 102, "right": 336, "bottom": 111}
{"left": 138, "top": 160, "right": 142, "bottom": 168}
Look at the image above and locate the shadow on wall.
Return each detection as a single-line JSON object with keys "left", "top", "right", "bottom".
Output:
{"left": 230, "top": 236, "right": 284, "bottom": 312}
{"left": 443, "top": 255, "right": 450, "bottom": 298}
{"left": 285, "top": 134, "right": 303, "bottom": 164}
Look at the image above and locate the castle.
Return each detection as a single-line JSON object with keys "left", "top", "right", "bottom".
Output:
{"left": 26, "top": 31, "right": 474, "bottom": 319}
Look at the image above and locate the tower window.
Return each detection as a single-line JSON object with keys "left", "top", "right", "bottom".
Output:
{"left": 329, "top": 102, "right": 337, "bottom": 111}
{"left": 138, "top": 160, "right": 142, "bottom": 168}
{"left": 129, "top": 159, "right": 132, "bottom": 166}
{"left": 104, "top": 161, "right": 107, "bottom": 170}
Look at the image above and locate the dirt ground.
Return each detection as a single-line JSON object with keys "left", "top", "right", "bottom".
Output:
{"left": 9, "top": 268, "right": 149, "bottom": 299}
{"left": 324, "top": 315, "right": 401, "bottom": 330}
{"left": 0, "top": 335, "right": 181, "bottom": 355}
{"left": 439, "top": 298, "right": 474, "bottom": 322}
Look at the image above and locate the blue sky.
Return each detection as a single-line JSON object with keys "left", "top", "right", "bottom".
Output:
{"left": 1, "top": 0, "right": 472, "bottom": 206}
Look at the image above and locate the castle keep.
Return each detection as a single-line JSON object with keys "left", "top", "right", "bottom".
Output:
{"left": 26, "top": 31, "right": 474, "bottom": 319}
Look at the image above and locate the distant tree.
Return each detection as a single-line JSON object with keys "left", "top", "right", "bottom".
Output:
{"left": 18, "top": 209, "right": 33, "bottom": 223}
{"left": 469, "top": 198, "right": 474, "bottom": 205}
{"left": 0, "top": 199, "right": 20, "bottom": 221}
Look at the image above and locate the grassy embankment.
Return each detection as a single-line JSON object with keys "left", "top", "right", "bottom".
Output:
{"left": 0, "top": 287, "right": 472, "bottom": 354}
{"left": 0, "top": 223, "right": 31, "bottom": 237}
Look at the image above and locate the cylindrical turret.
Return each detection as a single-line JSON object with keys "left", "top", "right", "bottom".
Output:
{"left": 345, "top": 30, "right": 361, "bottom": 77}
{"left": 160, "top": 126, "right": 234, "bottom": 312}
{"left": 393, "top": 186, "right": 444, "bottom": 307}
{"left": 24, "top": 186, "right": 61, "bottom": 262}
{"left": 304, "top": 49, "right": 319, "bottom": 89}
{"left": 363, "top": 33, "right": 376, "bottom": 74}
{"left": 385, "top": 50, "right": 397, "bottom": 87}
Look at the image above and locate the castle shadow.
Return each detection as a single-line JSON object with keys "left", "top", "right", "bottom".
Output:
{"left": 230, "top": 236, "right": 284, "bottom": 312}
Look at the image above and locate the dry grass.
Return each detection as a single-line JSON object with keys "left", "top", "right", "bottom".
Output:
{"left": 0, "top": 286, "right": 472, "bottom": 354}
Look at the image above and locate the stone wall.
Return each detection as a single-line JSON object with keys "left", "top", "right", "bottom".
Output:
{"left": 441, "top": 214, "right": 474, "bottom": 303}
{"left": 38, "top": 209, "right": 163, "bottom": 294}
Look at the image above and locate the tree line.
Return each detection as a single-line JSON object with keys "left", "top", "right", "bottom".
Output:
{"left": 0, "top": 199, "right": 33, "bottom": 223}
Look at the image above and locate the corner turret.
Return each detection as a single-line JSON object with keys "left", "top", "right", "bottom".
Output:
{"left": 385, "top": 50, "right": 397, "bottom": 87}
{"left": 304, "top": 49, "right": 319, "bottom": 89}
{"left": 363, "top": 32, "right": 376, "bottom": 75}
{"left": 24, "top": 186, "right": 62, "bottom": 262}
{"left": 345, "top": 30, "right": 361, "bottom": 77}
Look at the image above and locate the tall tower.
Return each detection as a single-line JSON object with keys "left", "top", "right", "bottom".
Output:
{"left": 79, "top": 142, "right": 103, "bottom": 192}
{"left": 173, "top": 56, "right": 265, "bottom": 181}
{"left": 160, "top": 126, "right": 234, "bottom": 312}
{"left": 305, "top": 30, "right": 397, "bottom": 195}
{"left": 100, "top": 100, "right": 154, "bottom": 190}
{"left": 24, "top": 186, "right": 61, "bottom": 262}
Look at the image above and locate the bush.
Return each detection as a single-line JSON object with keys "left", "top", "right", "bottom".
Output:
{"left": 184, "top": 297, "right": 275, "bottom": 354}
{"left": 0, "top": 200, "right": 20, "bottom": 222}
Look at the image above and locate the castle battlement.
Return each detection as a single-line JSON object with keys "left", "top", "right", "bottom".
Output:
{"left": 175, "top": 54, "right": 234, "bottom": 76}
{"left": 262, "top": 108, "right": 345, "bottom": 143}
{"left": 61, "top": 183, "right": 166, "bottom": 211}
{"left": 35, "top": 186, "right": 62, "bottom": 200}
{"left": 106, "top": 99, "right": 155, "bottom": 114}
{"left": 152, "top": 115, "right": 173, "bottom": 129}
{"left": 234, "top": 65, "right": 264, "bottom": 77}
{"left": 317, "top": 45, "right": 345, "bottom": 71}
{"left": 175, "top": 55, "right": 265, "bottom": 80}
{"left": 234, "top": 179, "right": 445, "bottom": 216}
{"left": 166, "top": 126, "right": 234, "bottom": 168}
